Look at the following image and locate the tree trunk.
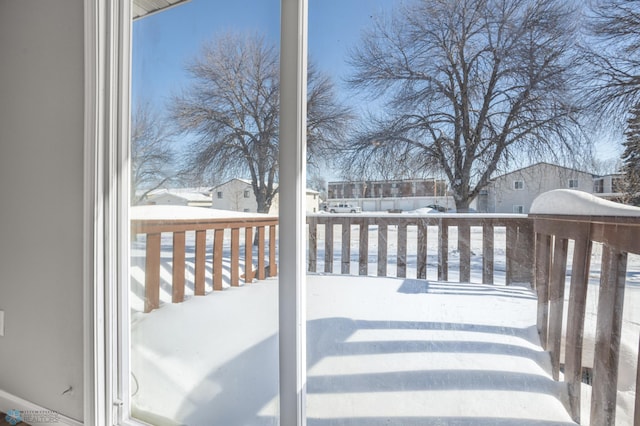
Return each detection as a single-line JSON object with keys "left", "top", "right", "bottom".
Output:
{"left": 453, "top": 184, "right": 472, "bottom": 213}
{"left": 455, "top": 199, "right": 471, "bottom": 213}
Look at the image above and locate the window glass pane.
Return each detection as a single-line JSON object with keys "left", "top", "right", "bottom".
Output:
{"left": 130, "top": 2, "right": 280, "bottom": 424}
{"left": 304, "top": 1, "right": 640, "bottom": 424}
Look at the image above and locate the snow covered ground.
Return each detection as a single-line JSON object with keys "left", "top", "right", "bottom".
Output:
{"left": 131, "top": 276, "right": 577, "bottom": 426}
{"left": 129, "top": 205, "right": 640, "bottom": 425}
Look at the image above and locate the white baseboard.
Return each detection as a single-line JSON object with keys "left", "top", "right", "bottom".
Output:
{"left": 0, "top": 390, "right": 83, "bottom": 426}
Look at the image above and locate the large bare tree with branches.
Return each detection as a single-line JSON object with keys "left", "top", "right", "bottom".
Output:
{"left": 131, "top": 103, "right": 177, "bottom": 204}
{"left": 172, "top": 32, "right": 351, "bottom": 213}
{"left": 584, "top": 1, "right": 640, "bottom": 203}
{"left": 584, "top": 0, "right": 640, "bottom": 118}
{"left": 344, "top": 0, "right": 583, "bottom": 211}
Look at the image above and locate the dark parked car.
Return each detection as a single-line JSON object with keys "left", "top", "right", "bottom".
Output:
{"left": 425, "top": 204, "right": 447, "bottom": 212}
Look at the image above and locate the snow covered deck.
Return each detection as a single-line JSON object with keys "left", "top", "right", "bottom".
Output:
{"left": 130, "top": 193, "right": 640, "bottom": 425}
{"left": 131, "top": 275, "right": 575, "bottom": 425}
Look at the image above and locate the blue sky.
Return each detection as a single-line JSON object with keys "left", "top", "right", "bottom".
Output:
{"left": 132, "top": 0, "right": 395, "bottom": 110}
{"left": 132, "top": 0, "right": 622, "bottom": 171}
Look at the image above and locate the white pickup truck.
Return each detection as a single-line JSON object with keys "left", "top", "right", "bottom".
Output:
{"left": 327, "top": 203, "right": 362, "bottom": 213}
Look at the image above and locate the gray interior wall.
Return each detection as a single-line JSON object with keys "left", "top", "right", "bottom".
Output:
{"left": 0, "top": 0, "right": 85, "bottom": 421}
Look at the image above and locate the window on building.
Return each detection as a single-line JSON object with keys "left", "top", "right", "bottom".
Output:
{"left": 513, "top": 205, "right": 524, "bottom": 214}
{"left": 243, "top": 208, "right": 250, "bottom": 212}
{"left": 569, "top": 179, "right": 579, "bottom": 188}
{"left": 514, "top": 180, "right": 524, "bottom": 190}
{"left": 594, "top": 179, "right": 604, "bottom": 193}
{"left": 244, "top": 189, "right": 250, "bottom": 198}
{"left": 217, "top": 191, "right": 223, "bottom": 199}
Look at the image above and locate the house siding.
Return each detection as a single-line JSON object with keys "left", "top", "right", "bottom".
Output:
{"left": 482, "top": 163, "right": 594, "bottom": 213}
{"left": 211, "top": 179, "right": 319, "bottom": 214}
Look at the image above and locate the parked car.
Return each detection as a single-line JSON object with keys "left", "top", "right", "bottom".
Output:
{"left": 327, "top": 203, "right": 362, "bottom": 213}
{"left": 425, "top": 204, "right": 448, "bottom": 212}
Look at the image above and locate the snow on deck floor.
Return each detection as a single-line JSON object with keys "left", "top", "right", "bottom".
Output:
{"left": 131, "top": 275, "right": 576, "bottom": 426}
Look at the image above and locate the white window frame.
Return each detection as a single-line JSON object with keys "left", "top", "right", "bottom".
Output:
{"left": 217, "top": 191, "right": 223, "bottom": 199}
{"left": 85, "top": 1, "right": 309, "bottom": 425}
{"left": 84, "top": 1, "right": 132, "bottom": 425}
{"left": 513, "top": 205, "right": 524, "bottom": 214}
{"left": 514, "top": 180, "right": 524, "bottom": 190}
{"left": 568, "top": 179, "right": 579, "bottom": 189}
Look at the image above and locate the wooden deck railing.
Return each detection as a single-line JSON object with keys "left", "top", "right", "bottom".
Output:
{"left": 531, "top": 190, "right": 640, "bottom": 425}
{"left": 132, "top": 194, "right": 640, "bottom": 424}
{"left": 307, "top": 214, "right": 534, "bottom": 285}
{"left": 131, "top": 206, "right": 278, "bottom": 313}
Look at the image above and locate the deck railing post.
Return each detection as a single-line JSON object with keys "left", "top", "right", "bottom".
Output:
{"left": 535, "top": 232, "right": 551, "bottom": 348}
{"left": 144, "top": 232, "right": 161, "bottom": 313}
{"left": 324, "top": 221, "right": 333, "bottom": 273}
{"left": 635, "top": 335, "right": 640, "bottom": 426}
{"left": 172, "top": 231, "right": 186, "bottom": 303}
{"left": 438, "top": 219, "right": 449, "bottom": 281}
{"left": 397, "top": 223, "right": 407, "bottom": 278}
{"left": 258, "top": 226, "right": 266, "bottom": 280}
{"left": 308, "top": 217, "right": 317, "bottom": 273}
{"left": 194, "top": 229, "right": 206, "bottom": 295}
{"left": 458, "top": 222, "right": 471, "bottom": 283}
{"left": 358, "top": 218, "right": 369, "bottom": 276}
{"left": 213, "top": 228, "right": 224, "bottom": 291}
{"left": 341, "top": 218, "right": 351, "bottom": 274}
{"left": 245, "top": 227, "right": 254, "bottom": 284}
{"left": 548, "top": 236, "right": 569, "bottom": 380}
{"left": 269, "top": 225, "right": 278, "bottom": 277}
{"left": 563, "top": 232, "right": 592, "bottom": 422}
{"left": 377, "top": 221, "right": 388, "bottom": 277}
{"left": 482, "top": 221, "right": 494, "bottom": 284}
{"left": 417, "top": 220, "right": 428, "bottom": 280}
{"left": 591, "top": 246, "right": 628, "bottom": 426}
{"left": 231, "top": 227, "right": 240, "bottom": 286}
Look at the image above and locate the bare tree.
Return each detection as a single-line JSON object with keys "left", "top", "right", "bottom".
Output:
{"left": 172, "top": 32, "right": 352, "bottom": 213}
{"left": 344, "top": 0, "right": 583, "bottom": 211}
{"left": 131, "top": 103, "right": 177, "bottom": 204}
{"left": 621, "top": 104, "right": 640, "bottom": 205}
{"left": 583, "top": 0, "right": 640, "bottom": 119}
{"left": 308, "top": 172, "right": 327, "bottom": 200}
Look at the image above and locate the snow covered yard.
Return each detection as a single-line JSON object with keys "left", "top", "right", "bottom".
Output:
{"left": 130, "top": 275, "right": 576, "bottom": 425}
{"left": 129, "top": 199, "right": 640, "bottom": 425}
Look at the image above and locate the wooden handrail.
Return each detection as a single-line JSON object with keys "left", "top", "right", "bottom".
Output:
{"left": 306, "top": 214, "right": 534, "bottom": 285}
{"left": 531, "top": 190, "right": 640, "bottom": 425}
{"left": 131, "top": 206, "right": 278, "bottom": 313}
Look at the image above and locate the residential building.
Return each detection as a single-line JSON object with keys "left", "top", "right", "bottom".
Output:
{"left": 327, "top": 178, "right": 454, "bottom": 211}
{"left": 476, "top": 162, "right": 595, "bottom": 213}
{"left": 593, "top": 173, "right": 625, "bottom": 202}
{"left": 142, "top": 187, "right": 212, "bottom": 207}
{"left": 211, "top": 178, "right": 320, "bottom": 214}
